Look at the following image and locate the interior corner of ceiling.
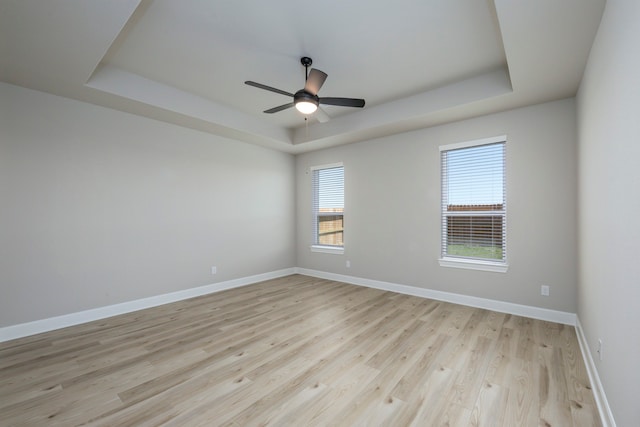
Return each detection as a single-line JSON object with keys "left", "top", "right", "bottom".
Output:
{"left": 285, "top": 127, "right": 297, "bottom": 144}
{"left": 83, "top": 63, "right": 120, "bottom": 92}
{"left": 84, "top": 0, "right": 147, "bottom": 85}
{"left": 290, "top": 125, "right": 319, "bottom": 146}
{"left": 497, "top": 64, "right": 513, "bottom": 93}
{"left": 488, "top": 0, "right": 513, "bottom": 91}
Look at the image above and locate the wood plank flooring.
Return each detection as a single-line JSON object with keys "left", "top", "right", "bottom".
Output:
{"left": 0, "top": 275, "right": 601, "bottom": 426}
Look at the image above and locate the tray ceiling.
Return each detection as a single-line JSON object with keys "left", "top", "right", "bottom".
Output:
{"left": 0, "top": 0, "right": 605, "bottom": 153}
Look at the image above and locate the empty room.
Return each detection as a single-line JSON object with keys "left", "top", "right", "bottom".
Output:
{"left": 1, "top": 0, "right": 638, "bottom": 426}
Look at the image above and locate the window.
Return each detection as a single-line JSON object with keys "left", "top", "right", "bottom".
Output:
{"left": 311, "top": 164, "right": 344, "bottom": 254}
{"left": 439, "top": 137, "right": 507, "bottom": 272}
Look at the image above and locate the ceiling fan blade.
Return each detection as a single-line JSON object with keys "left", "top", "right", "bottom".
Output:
{"left": 319, "top": 97, "right": 365, "bottom": 108}
{"left": 315, "top": 107, "right": 330, "bottom": 123}
{"left": 304, "top": 69, "right": 328, "bottom": 95}
{"left": 264, "top": 103, "right": 294, "bottom": 113}
{"left": 245, "top": 81, "right": 294, "bottom": 98}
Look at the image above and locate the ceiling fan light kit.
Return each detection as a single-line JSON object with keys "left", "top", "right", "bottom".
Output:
{"left": 245, "top": 57, "right": 365, "bottom": 121}
{"left": 294, "top": 89, "right": 319, "bottom": 114}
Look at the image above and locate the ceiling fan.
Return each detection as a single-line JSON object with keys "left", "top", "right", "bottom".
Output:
{"left": 245, "top": 57, "right": 365, "bottom": 123}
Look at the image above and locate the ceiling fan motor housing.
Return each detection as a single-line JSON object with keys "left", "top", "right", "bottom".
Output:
{"left": 294, "top": 90, "right": 319, "bottom": 106}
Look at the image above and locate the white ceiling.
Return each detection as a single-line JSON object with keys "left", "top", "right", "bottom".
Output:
{"left": 0, "top": 0, "right": 605, "bottom": 153}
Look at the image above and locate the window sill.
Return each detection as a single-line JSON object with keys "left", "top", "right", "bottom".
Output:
{"left": 438, "top": 257, "right": 508, "bottom": 273}
{"left": 310, "top": 245, "right": 344, "bottom": 255}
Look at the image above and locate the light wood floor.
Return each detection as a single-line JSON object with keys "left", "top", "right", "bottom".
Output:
{"left": 0, "top": 275, "right": 600, "bottom": 426}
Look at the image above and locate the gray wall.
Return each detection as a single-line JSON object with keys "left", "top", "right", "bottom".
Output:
{"left": 297, "top": 98, "right": 578, "bottom": 312}
{"left": 576, "top": 0, "right": 640, "bottom": 425}
{"left": 0, "top": 83, "right": 296, "bottom": 327}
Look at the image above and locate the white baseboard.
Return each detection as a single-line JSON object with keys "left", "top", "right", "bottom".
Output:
{"left": 2, "top": 267, "right": 613, "bottom": 426}
{"left": 575, "top": 317, "right": 617, "bottom": 427}
{"left": 0, "top": 268, "right": 295, "bottom": 343}
{"left": 294, "top": 268, "right": 576, "bottom": 325}
{"left": 0, "top": 267, "right": 576, "bottom": 340}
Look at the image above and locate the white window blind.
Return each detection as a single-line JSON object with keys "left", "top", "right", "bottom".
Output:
{"left": 312, "top": 165, "right": 344, "bottom": 248}
{"left": 440, "top": 139, "right": 506, "bottom": 264}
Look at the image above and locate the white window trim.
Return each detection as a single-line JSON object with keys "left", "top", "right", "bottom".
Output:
{"left": 310, "top": 162, "right": 344, "bottom": 172}
{"left": 310, "top": 245, "right": 345, "bottom": 255}
{"left": 438, "top": 135, "right": 506, "bottom": 152}
{"left": 439, "top": 135, "right": 508, "bottom": 273}
{"left": 438, "top": 256, "right": 509, "bottom": 273}
{"left": 311, "top": 162, "right": 345, "bottom": 255}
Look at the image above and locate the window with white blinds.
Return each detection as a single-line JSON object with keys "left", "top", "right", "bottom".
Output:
{"left": 312, "top": 164, "right": 344, "bottom": 252}
{"left": 440, "top": 137, "right": 507, "bottom": 271}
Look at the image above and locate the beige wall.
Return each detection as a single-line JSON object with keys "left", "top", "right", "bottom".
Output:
{"left": 577, "top": 0, "right": 640, "bottom": 425}
{"left": 297, "top": 98, "right": 578, "bottom": 312}
{"left": 0, "top": 83, "right": 296, "bottom": 327}
{"left": 0, "top": 83, "right": 580, "bottom": 327}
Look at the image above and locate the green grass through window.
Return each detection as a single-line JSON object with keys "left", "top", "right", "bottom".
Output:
{"left": 447, "top": 245, "right": 503, "bottom": 260}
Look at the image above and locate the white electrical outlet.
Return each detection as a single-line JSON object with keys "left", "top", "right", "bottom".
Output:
{"left": 211, "top": 266, "right": 217, "bottom": 275}
{"left": 541, "top": 285, "right": 550, "bottom": 296}
{"left": 346, "top": 260, "right": 351, "bottom": 268}
{"left": 597, "top": 339, "right": 603, "bottom": 361}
